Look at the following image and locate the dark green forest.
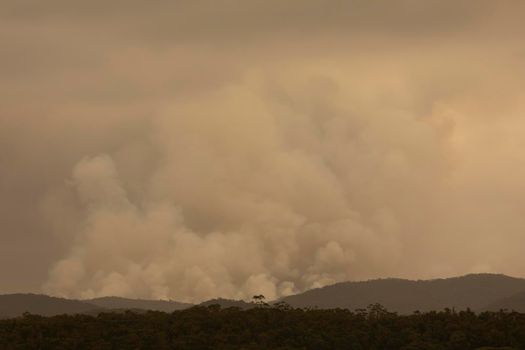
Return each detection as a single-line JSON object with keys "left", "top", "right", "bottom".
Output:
{"left": 1, "top": 303, "right": 523, "bottom": 350}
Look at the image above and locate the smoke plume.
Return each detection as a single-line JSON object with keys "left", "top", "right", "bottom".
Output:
{"left": 1, "top": 1, "right": 525, "bottom": 301}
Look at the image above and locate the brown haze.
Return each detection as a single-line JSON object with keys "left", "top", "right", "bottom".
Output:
{"left": 2, "top": 1, "right": 525, "bottom": 302}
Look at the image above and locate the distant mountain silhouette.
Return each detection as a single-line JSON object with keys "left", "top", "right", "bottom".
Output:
{"left": 0, "top": 294, "right": 192, "bottom": 318}
{"left": 280, "top": 274, "right": 525, "bottom": 313}
{"left": 484, "top": 291, "right": 525, "bottom": 312}
{"left": 0, "top": 294, "right": 101, "bottom": 318}
{"left": 199, "top": 298, "right": 256, "bottom": 309}
{"left": 87, "top": 296, "right": 191, "bottom": 312}
{"left": 4, "top": 274, "right": 525, "bottom": 318}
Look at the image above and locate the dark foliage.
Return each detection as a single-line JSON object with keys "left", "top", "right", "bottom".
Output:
{"left": 1, "top": 304, "right": 524, "bottom": 349}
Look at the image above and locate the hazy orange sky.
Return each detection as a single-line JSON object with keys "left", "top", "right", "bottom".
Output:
{"left": 2, "top": 1, "right": 525, "bottom": 302}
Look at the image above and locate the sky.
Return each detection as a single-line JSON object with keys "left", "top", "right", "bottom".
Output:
{"left": 2, "top": 0, "right": 525, "bottom": 302}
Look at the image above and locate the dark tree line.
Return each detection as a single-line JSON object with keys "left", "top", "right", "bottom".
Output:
{"left": 0, "top": 303, "right": 523, "bottom": 349}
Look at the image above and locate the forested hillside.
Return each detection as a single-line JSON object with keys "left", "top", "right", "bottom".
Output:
{"left": 1, "top": 304, "right": 523, "bottom": 349}
{"left": 281, "top": 274, "right": 525, "bottom": 313}
{"left": 0, "top": 294, "right": 100, "bottom": 319}
{"left": 87, "top": 297, "right": 190, "bottom": 312}
{"left": 485, "top": 291, "right": 525, "bottom": 312}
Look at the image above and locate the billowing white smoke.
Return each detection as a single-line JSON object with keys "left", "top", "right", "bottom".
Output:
{"left": 43, "top": 73, "right": 452, "bottom": 302}
{"left": 3, "top": 0, "right": 525, "bottom": 300}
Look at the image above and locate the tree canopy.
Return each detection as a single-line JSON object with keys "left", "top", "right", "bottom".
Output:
{"left": 1, "top": 304, "right": 523, "bottom": 349}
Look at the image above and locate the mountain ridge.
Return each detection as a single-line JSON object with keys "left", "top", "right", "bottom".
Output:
{"left": 86, "top": 296, "right": 191, "bottom": 312}
{"left": 280, "top": 273, "right": 525, "bottom": 313}
{"left": 484, "top": 290, "right": 525, "bottom": 312}
{"left": 3, "top": 273, "right": 525, "bottom": 318}
{"left": 0, "top": 293, "right": 102, "bottom": 318}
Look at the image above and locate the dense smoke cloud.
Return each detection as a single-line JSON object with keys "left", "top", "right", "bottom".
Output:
{"left": 2, "top": 1, "right": 525, "bottom": 301}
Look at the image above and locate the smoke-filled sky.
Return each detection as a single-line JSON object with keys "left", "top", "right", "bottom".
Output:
{"left": 2, "top": 0, "right": 525, "bottom": 302}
